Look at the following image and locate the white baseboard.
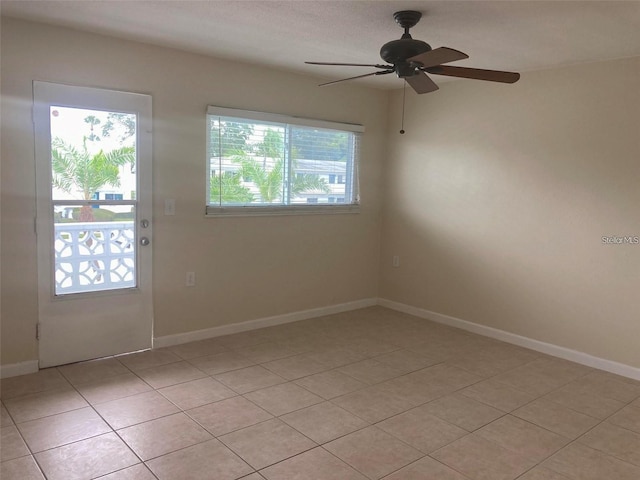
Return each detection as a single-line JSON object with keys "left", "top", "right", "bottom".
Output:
{"left": 378, "top": 298, "right": 640, "bottom": 382}
{"left": 0, "top": 360, "right": 39, "bottom": 379}
{"left": 6, "top": 297, "right": 638, "bottom": 382}
{"left": 154, "top": 298, "right": 378, "bottom": 348}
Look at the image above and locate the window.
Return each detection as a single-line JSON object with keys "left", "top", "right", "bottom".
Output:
{"left": 206, "top": 106, "right": 363, "bottom": 216}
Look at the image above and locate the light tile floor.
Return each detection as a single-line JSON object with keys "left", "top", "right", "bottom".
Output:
{"left": 2, "top": 306, "right": 640, "bottom": 479}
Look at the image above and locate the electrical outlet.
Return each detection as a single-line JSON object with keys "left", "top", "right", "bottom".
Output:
{"left": 186, "top": 271, "right": 195, "bottom": 287}
{"left": 392, "top": 255, "right": 400, "bottom": 268}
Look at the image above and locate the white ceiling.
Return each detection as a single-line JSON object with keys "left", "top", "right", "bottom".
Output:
{"left": 2, "top": 1, "right": 639, "bottom": 89}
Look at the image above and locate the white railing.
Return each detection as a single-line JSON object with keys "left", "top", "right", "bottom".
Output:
{"left": 54, "top": 221, "right": 135, "bottom": 294}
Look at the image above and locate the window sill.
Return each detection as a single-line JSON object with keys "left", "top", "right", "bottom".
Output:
{"left": 206, "top": 204, "right": 360, "bottom": 217}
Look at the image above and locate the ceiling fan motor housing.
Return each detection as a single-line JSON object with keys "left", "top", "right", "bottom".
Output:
{"left": 381, "top": 11, "right": 431, "bottom": 77}
{"left": 380, "top": 38, "right": 432, "bottom": 76}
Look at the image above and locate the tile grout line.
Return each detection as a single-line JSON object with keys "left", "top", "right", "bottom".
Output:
{"left": 4, "top": 309, "right": 640, "bottom": 479}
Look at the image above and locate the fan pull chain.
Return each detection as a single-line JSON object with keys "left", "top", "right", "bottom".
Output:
{"left": 400, "top": 80, "right": 406, "bottom": 134}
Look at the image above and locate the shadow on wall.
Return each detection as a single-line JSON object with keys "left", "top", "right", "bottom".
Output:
{"left": 381, "top": 79, "right": 640, "bottom": 369}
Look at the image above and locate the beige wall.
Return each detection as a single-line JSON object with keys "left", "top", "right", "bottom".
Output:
{"left": 380, "top": 57, "right": 640, "bottom": 368}
{"left": 0, "top": 18, "right": 388, "bottom": 365}
{"left": 2, "top": 17, "right": 638, "bottom": 371}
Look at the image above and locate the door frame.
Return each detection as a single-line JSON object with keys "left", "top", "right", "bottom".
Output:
{"left": 33, "top": 81, "right": 154, "bottom": 368}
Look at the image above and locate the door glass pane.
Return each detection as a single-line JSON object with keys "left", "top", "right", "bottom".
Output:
{"left": 54, "top": 205, "right": 136, "bottom": 294}
{"left": 50, "top": 106, "right": 138, "bottom": 295}
{"left": 50, "top": 106, "right": 137, "bottom": 201}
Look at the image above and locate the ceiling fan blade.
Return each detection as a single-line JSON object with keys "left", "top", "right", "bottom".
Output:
{"left": 405, "top": 71, "right": 439, "bottom": 94}
{"left": 319, "top": 70, "right": 393, "bottom": 87}
{"left": 407, "top": 47, "right": 469, "bottom": 68}
{"left": 306, "top": 61, "right": 393, "bottom": 69}
{"left": 426, "top": 65, "right": 520, "bottom": 83}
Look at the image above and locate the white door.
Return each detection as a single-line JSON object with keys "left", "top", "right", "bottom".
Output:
{"left": 34, "top": 81, "right": 153, "bottom": 368}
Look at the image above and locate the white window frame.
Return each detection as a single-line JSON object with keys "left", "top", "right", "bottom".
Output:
{"left": 206, "top": 106, "right": 364, "bottom": 217}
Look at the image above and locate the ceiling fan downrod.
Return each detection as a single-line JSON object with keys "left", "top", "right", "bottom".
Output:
{"left": 393, "top": 10, "right": 423, "bottom": 36}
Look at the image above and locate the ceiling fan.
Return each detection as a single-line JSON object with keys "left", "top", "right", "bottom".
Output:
{"left": 306, "top": 10, "right": 520, "bottom": 94}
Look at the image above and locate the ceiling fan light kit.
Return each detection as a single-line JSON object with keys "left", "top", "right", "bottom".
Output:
{"left": 306, "top": 10, "right": 521, "bottom": 95}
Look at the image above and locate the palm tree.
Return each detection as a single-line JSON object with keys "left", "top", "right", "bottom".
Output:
{"left": 210, "top": 171, "right": 254, "bottom": 204}
{"left": 51, "top": 137, "right": 135, "bottom": 221}
{"left": 235, "top": 155, "right": 329, "bottom": 204}
{"left": 234, "top": 127, "right": 331, "bottom": 204}
{"left": 291, "top": 168, "right": 331, "bottom": 199}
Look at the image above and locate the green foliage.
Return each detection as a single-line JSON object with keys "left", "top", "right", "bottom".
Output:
{"left": 291, "top": 128, "right": 349, "bottom": 161}
{"left": 91, "top": 208, "right": 116, "bottom": 221}
{"left": 210, "top": 121, "right": 254, "bottom": 157}
{"left": 234, "top": 153, "right": 330, "bottom": 204}
{"left": 113, "top": 210, "right": 135, "bottom": 220}
{"left": 51, "top": 136, "right": 135, "bottom": 221}
{"left": 101, "top": 112, "right": 136, "bottom": 143}
{"left": 211, "top": 124, "right": 334, "bottom": 205}
{"left": 235, "top": 155, "right": 284, "bottom": 203}
{"left": 254, "top": 129, "right": 284, "bottom": 159}
{"left": 84, "top": 115, "right": 101, "bottom": 142}
{"left": 55, "top": 207, "right": 131, "bottom": 222}
{"left": 51, "top": 137, "right": 135, "bottom": 201}
{"left": 210, "top": 172, "right": 254, "bottom": 204}
{"left": 291, "top": 170, "right": 330, "bottom": 198}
